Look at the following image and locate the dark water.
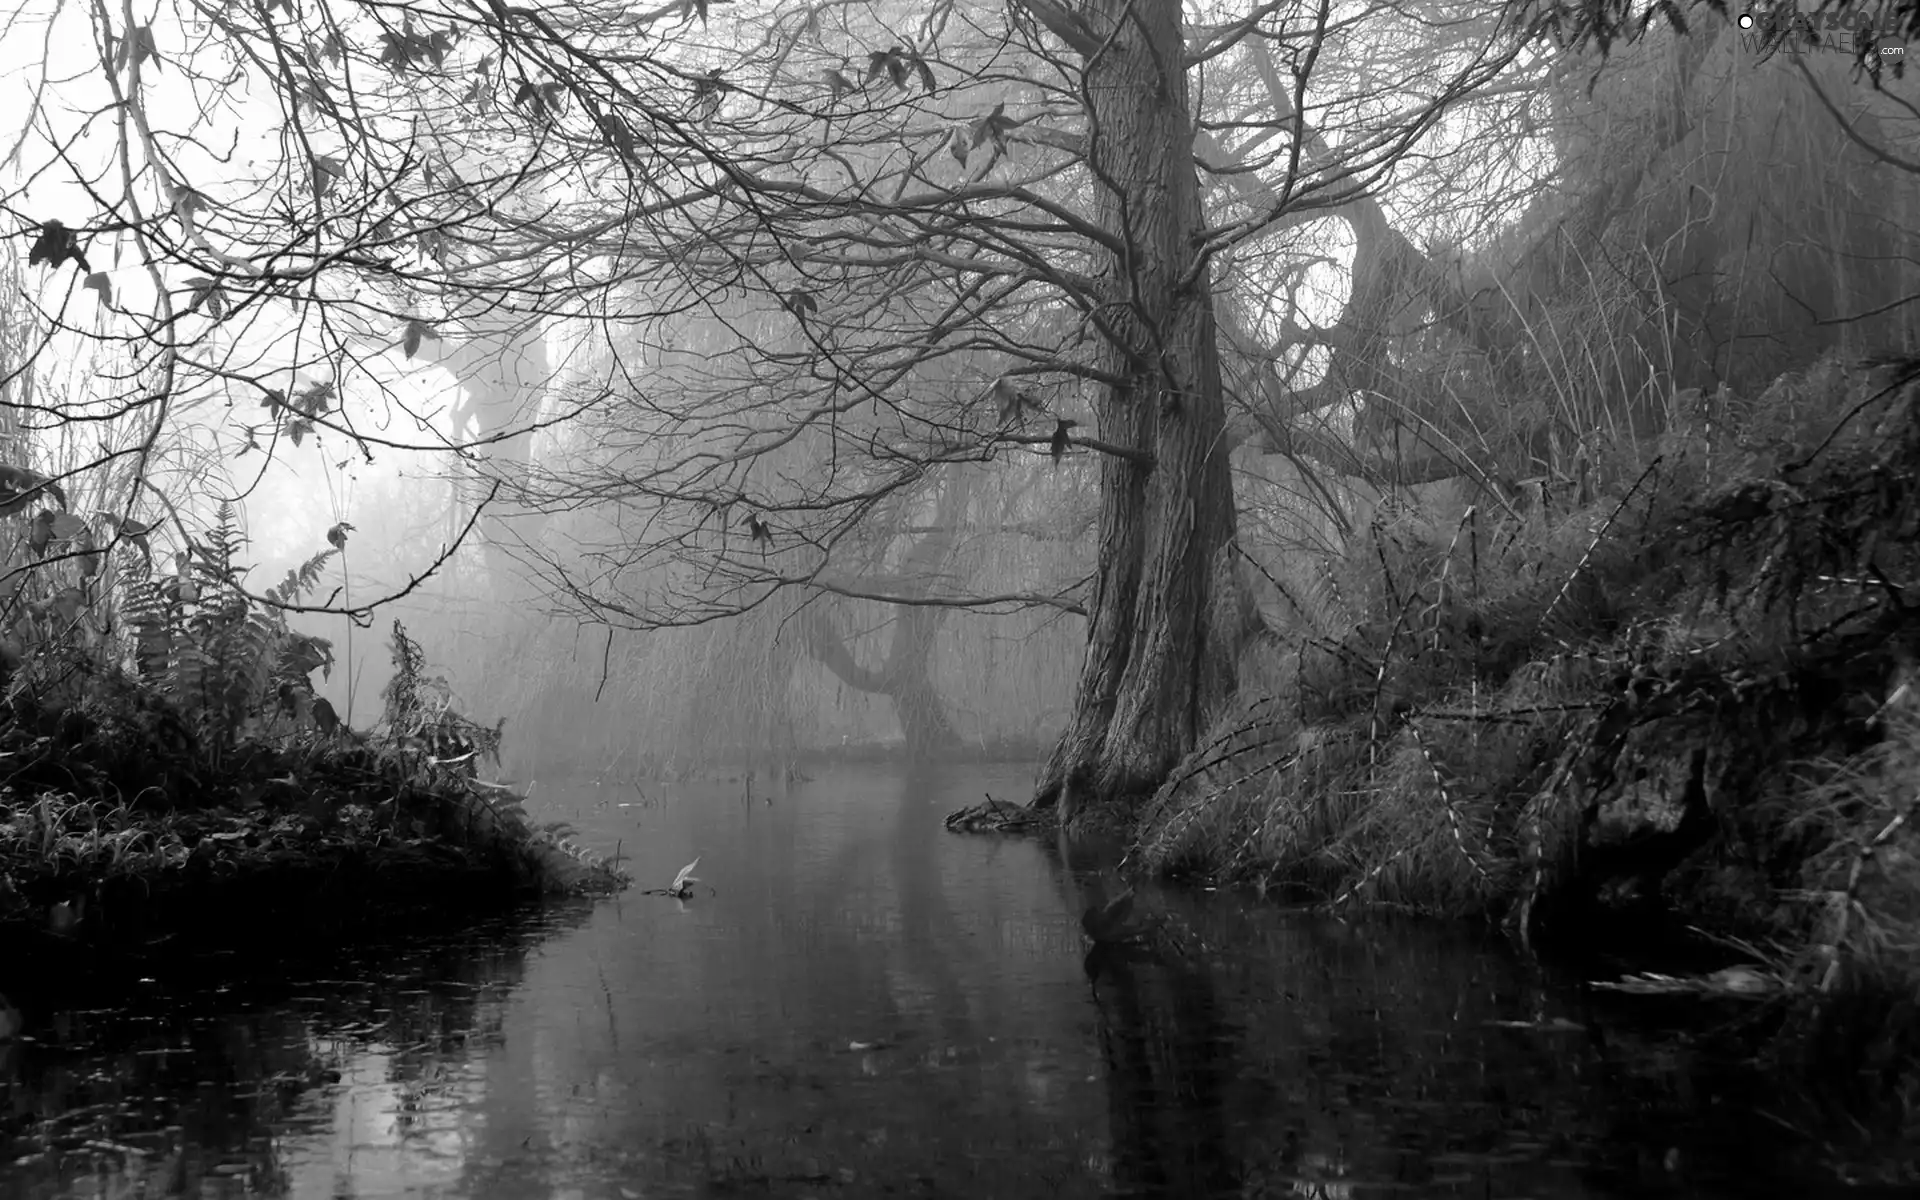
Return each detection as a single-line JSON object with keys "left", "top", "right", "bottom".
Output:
{"left": 0, "top": 764, "right": 1887, "bottom": 1198}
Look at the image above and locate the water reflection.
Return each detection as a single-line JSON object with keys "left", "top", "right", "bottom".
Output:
{"left": 0, "top": 765, "right": 1877, "bottom": 1198}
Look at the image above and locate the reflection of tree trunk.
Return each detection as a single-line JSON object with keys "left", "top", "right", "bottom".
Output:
{"left": 890, "top": 766, "right": 985, "bottom": 1046}
{"left": 1052, "top": 842, "right": 1236, "bottom": 1196}
{"left": 1031, "top": 0, "right": 1241, "bottom": 816}
{"left": 1093, "top": 958, "right": 1237, "bottom": 1197}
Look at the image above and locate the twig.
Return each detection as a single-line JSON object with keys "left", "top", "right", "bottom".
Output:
{"left": 1406, "top": 717, "right": 1489, "bottom": 881}
{"left": 1817, "top": 802, "right": 1919, "bottom": 992}
{"left": 1537, "top": 457, "right": 1663, "bottom": 636}
{"left": 241, "top": 482, "right": 501, "bottom": 625}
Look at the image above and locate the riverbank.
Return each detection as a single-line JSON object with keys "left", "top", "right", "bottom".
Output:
{"left": 0, "top": 619, "right": 627, "bottom": 998}
{"left": 1111, "top": 356, "right": 1920, "bottom": 1151}
{"left": 0, "top": 736, "right": 626, "bottom": 993}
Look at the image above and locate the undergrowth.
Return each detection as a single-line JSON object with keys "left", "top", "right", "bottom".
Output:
{"left": 0, "top": 509, "right": 625, "bottom": 948}
{"left": 1134, "top": 352, "right": 1920, "bottom": 1134}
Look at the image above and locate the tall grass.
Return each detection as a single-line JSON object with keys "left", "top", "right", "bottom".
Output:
{"left": 1142, "top": 351, "right": 1920, "bottom": 938}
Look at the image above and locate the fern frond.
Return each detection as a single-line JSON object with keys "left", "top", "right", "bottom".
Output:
{"left": 267, "top": 547, "right": 338, "bottom": 606}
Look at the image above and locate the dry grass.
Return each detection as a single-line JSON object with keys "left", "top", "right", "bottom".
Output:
{"left": 1140, "top": 352, "right": 1920, "bottom": 943}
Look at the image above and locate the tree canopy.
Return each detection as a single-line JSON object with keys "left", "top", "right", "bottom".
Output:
{"left": 3, "top": 0, "right": 1913, "bottom": 795}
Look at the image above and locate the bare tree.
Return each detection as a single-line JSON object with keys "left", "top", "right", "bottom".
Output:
{"left": 5, "top": 0, "right": 1541, "bottom": 805}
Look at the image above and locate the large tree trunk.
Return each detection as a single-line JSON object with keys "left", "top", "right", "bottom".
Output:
{"left": 1031, "top": 0, "right": 1240, "bottom": 815}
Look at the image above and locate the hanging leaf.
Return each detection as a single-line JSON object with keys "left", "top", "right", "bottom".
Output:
{"left": 401, "top": 318, "right": 439, "bottom": 358}
{"left": 785, "top": 289, "right": 817, "bottom": 320}
{"left": 296, "top": 380, "right": 334, "bottom": 416}
{"left": 83, "top": 272, "right": 112, "bottom": 306}
{"left": 26, "top": 221, "right": 89, "bottom": 273}
{"left": 911, "top": 53, "right": 936, "bottom": 95}
{"left": 377, "top": 30, "right": 411, "bottom": 71}
{"left": 971, "top": 102, "right": 1014, "bottom": 149}
{"left": 129, "top": 24, "right": 161, "bottom": 73}
{"left": 183, "top": 276, "right": 227, "bottom": 319}
{"left": 174, "top": 188, "right": 210, "bottom": 221}
{"left": 27, "top": 510, "right": 54, "bottom": 556}
{"left": 0, "top": 465, "right": 66, "bottom": 516}
{"left": 311, "top": 153, "right": 345, "bottom": 198}
{"left": 288, "top": 418, "right": 313, "bottom": 447}
{"left": 692, "top": 69, "right": 725, "bottom": 103}
{"left": 947, "top": 127, "right": 968, "bottom": 167}
{"left": 97, "top": 513, "right": 153, "bottom": 552}
{"left": 1050, "top": 417, "right": 1077, "bottom": 464}
{"left": 821, "top": 68, "right": 854, "bottom": 99}
{"left": 596, "top": 112, "right": 638, "bottom": 160}
{"left": 46, "top": 514, "right": 97, "bottom": 578}
{"left": 293, "top": 81, "right": 329, "bottom": 118}
{"left": 326, "top": 521, "right": 355, "bottom": 550}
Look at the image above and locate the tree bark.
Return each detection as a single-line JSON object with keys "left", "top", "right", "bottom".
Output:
{"left": 1030, "top": 0, "right": 1240, "bottom": 815}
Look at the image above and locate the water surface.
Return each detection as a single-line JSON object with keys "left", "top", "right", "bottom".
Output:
{"left": 0, "top": 764, "right": 1881, "bottom": 1197}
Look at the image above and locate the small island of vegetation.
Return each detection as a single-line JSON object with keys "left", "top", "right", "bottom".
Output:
{"left": 0, "top": 508, "right": 624, "bottom": 986}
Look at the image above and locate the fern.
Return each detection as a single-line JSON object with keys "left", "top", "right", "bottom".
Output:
{"left": 267, "top": 546, "right": 338, "bottom": 606}
{"left": 115, "top": 502, "right": 337, "bottom": 757}
{"left": 377, "top": 620, "right": 505, "bottom": 775}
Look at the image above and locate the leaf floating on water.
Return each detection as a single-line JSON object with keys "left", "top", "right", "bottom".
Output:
{"left": 668, "top": 856, "right": 700, "bottom": 896}
{"left": 1590, "top": 966, "right": 1778, "bottom": 998}
{"left": 1485, "top": 1017, "right": 1585, "bottom": 1033}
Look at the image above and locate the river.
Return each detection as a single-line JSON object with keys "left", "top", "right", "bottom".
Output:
{"left": 0, "top": 763, "right": 1887, "bottom": 1198}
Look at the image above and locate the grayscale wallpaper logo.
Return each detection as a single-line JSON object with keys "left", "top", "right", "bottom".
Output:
{"left": 1736, "top": 5, "right": 1907, "bottom": 55}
